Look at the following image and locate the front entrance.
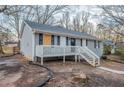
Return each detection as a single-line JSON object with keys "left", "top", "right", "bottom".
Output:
{"left": 70, "top": 38, "right": 76, "bottom": 52}
{"left": 70, "top": 38, "right": 76, "bottom": 46}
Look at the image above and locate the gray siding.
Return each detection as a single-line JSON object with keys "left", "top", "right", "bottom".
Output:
{"left": 20, "top": 24, "right": 34, "bottom": 60}
{"left": 76, "top": 39, "right": 81, "bottom": 46}
{"left": 86, "top": 40, "right": 103, "bottom": 57}
{"left": 60, "top": 36, "right": 66, "bottom": 47}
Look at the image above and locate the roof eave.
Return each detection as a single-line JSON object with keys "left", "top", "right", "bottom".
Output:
{"left": 33, "top": 29, "right": 102, "bottom": 41}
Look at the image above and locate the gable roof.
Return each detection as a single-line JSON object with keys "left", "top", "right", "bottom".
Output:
{"left": 24, "top": 20, "right": 101, "bottom": 41}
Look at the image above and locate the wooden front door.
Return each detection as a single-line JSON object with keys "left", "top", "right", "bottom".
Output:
{"left": 43, "top": 34, "right": 51, "bottom": 45}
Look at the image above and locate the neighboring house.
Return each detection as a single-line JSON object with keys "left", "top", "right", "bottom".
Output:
{"left": 4, "top": 42, "right": 18, "bottom": 47}
{"left": 103, "top": 40, "right": 116, "bottom": 54}
{"left": 20, "top": 20, "right": 103, "bottom": 67}
{"left": 103, "top": 40, "right": 114, "bottom": 46}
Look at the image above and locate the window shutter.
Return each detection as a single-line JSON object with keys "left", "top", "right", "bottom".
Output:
{"left": 94, "top": 40, "right": 97, "bottom": 48}
{"left": 86, "top": 39, "right": 88, "bottom": 46}
{"left": 66, "top": 37, "right": 68, "bottom": 46}
{"left": 98, "top": 41, "right": 100, "bottom": 48}
{"left": 57, "top": 36, "right": 60, "bottom": 45}
{"left": 81, "top": 39, "right": 82, "bottom": 46}
{"left": 51, "top": 35, "right": 54, "bottom": 45}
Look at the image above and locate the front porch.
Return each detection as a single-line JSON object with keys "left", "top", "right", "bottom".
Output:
{"left": 35, "top": 45, "right": 80, "bottom": 65}
{"left": 35, "top": 45, "right": 100, "bottom": 67}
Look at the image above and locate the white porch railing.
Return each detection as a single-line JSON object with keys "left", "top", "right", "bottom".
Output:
{"left": 36, "top": 45, "right": 78, "bottom": 57}
{"left": 35, "top": 45, "right": 100, "bottom": 67}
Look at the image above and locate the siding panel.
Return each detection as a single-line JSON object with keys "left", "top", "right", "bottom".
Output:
{"left": 20, "top": 24, "right": 33, "bottom": 60}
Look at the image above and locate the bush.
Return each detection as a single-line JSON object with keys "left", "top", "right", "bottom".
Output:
{"left": 115, "top": 48, "right": 124, "bottom": 60}
{"left": 103, "top": 45, "right": 112, "bottom": 55}
{"left": 101, "top": 55, "right": 107, "bottom": 59}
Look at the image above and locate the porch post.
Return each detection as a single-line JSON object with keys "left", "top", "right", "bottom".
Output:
{"left": 75, "top": 54, "right": 77, "bottom": 62}
{"left": 78, "top": 55, "right": 81, "bottom": 62}
{"left": 41, "top": 56, "right": 43, "bottom": 65}
{"left": 41, "top": 46, "right": 43, "bottom": 65}
{"left": 63, "top": 47, "right": 65, "bottom": 63}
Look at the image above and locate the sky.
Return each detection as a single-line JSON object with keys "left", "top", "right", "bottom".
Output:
{"left": 78, "top": 6, "right": 103, "bottom": 24}
{"left": 0, "top": 5, "right": 104, "bottom": 40}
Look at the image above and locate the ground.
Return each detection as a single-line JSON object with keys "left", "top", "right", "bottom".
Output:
{"left": 0, "top": 55, "right": 49, "bottom": 87}
{"left": 44, "top": 60, "right": 124, "bottom": 87}
{"left": 0, "top": 54, "right": 124, "bottom": 87}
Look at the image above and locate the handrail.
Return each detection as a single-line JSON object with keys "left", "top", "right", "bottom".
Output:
{"left": 84, "top": 46, "right": 100, "bottom": 59}
{"left": 79, "top": 47, "right": 96, "bottom": 65}
{"left": 79, "top": 46, "right": 100, "bottom": 66}
{"left": 83, "top": 46, "right": 100, "bottom": 65}
{"left": 79, "top": 47, "right": 95, "bottom": 59}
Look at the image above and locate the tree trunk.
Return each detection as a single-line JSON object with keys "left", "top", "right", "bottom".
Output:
{"left": 0, "top": 41, "right": 4, "bottom": 54}
{"left": 18, "top": 39, "right": 20, "bottom": 49}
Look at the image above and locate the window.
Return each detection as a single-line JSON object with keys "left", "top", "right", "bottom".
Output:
{"left": 94, "top": 40, "right": 97, "bottom": 48}
{"left": 66, "top": 37, "right": 69, "bottom": 46}
{"left": 98, "top": 41, "right": 100, "bottom": 48}
{"left": 51, "top": 35, "right": 60, "bottom": 45}
{"left": 70, "top": 38, "right": 76, "bottom": 46}
{"left": 39, "top": 34, "right": 43, "bottom": 45}
{"left": 86, "top": 39, "right": 88, "bottom": 46}
{"left": 57, "top": 36, "right": 60, "bottom": 45}
{"left": 81, "top": 39, "right": 82, "bottom": 46}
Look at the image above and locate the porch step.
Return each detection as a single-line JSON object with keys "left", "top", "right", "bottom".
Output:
{"left": 79, "top": 47, "right": 100, "bottom": 67}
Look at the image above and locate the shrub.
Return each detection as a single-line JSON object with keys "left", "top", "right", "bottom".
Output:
{"left": 103, "top": 45, "right": 112, "bottom": 55}
{"left": 115, "top": 48, "right": 124, "bottom": 60}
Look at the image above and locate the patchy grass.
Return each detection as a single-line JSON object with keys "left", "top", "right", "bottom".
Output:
{"left": 115, "top": 48, "right": 124, "bottom": 60}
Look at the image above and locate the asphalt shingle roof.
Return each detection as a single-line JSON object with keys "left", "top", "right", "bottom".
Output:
{"left": 25, "top": 20, "right": 101, "bottom": 41}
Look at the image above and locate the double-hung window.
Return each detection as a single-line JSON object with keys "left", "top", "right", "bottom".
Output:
{"left": 94, "top": 40, "right": 97, "bottom": 48}
{"left": 39, "top": 34, "right": 43, "bottom": 45}
{"left": 51, "top": 35, "right": 60, "bottom": 45}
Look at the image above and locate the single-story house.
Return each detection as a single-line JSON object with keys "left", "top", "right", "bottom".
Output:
{"left": 4, "top": 41, "right": 18, "bottom": 47}
{"left": 103, "top": 40, "right": 114, "bottom": 46}
{"left": 20, "top": 20, "right": 103, "bottom": 67}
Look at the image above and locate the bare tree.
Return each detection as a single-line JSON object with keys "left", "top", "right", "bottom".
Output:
{"left": 98, "top": 5, "right": 124, "bottom": 36}
{"left": 0, "top": 27, "right": 11, "bottom": 54}
{"left": 72, "top": 13, "right": 81, "bottom": 32}
{"left": 32, "top": 5, "right": 68, "bottom": 24}
{"left": 81, "top": 12, "right": 90, "bottom": 32}
{"left": 72, "top": 11, "right": 90, "bottom": 32}
{"left": 1, "top": 5, "right": 33, "bottom": 48}
{"left": 0, "top": 5, "right": 7, "bottom": 13}
{"left": 59, "top": 11, "right": 70, "bottom": 29}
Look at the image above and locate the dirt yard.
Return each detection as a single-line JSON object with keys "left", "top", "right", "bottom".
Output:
{"left": 0, "top": 55, "right": 50, "bottom": 87}
{"left": 0, "top": 54, "right": 124, "bottom": 87}
{"left": 44, "top": 60, "right": 124, "bottom": 87}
